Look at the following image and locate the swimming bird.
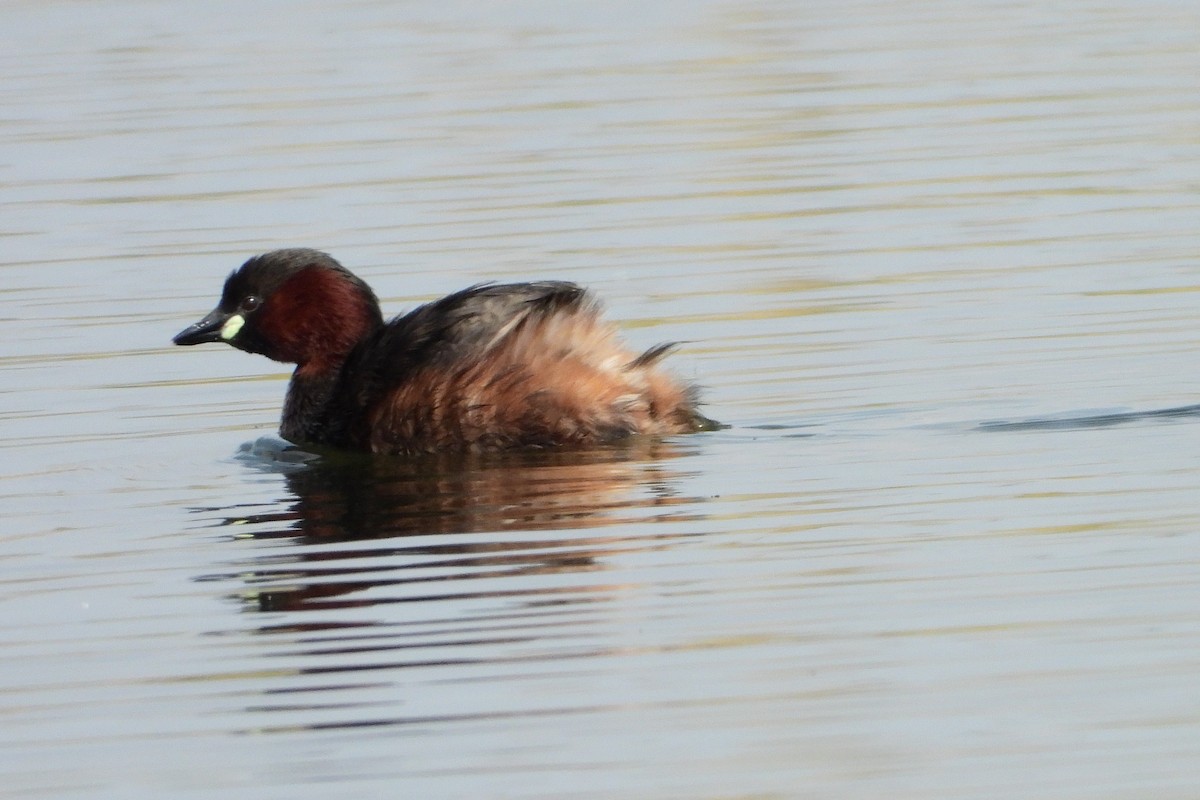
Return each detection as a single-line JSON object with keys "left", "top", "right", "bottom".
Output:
{"left": 173, "top": 249, "right": 711, "bottom": 455}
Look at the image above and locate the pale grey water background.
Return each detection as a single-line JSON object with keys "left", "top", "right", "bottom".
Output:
{"left": 4, "top": 1, "right": 1200, "bottom": 798}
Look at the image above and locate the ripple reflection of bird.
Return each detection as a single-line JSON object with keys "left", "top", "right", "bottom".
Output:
{"left": 211, "top": 439, "right": 708, "bottom": 613}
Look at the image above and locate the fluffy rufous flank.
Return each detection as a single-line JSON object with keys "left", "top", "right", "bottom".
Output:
{"left": 364, "top": 302, "right": 699, "bottom": 453}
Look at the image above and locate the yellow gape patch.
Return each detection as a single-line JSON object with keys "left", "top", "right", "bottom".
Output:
{"left": 220, "top": 314, "right": 245, "bottom": 340}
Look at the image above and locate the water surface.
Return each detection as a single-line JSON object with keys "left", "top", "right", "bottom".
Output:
{"left": 4, "top": 1, "right": 1200, "bottom": 798}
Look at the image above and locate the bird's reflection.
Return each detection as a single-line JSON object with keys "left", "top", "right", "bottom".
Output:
{"left": 196, "top": 438, "right": 709, "bottom": 615}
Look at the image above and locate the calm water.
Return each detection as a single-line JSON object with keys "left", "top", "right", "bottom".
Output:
{"left": 4, "top": 1, "right": 1200, "bottom": 798}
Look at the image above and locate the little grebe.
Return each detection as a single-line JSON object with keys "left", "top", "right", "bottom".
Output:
{"left": 173, "top": 249, "right": 711, "bottom": 454}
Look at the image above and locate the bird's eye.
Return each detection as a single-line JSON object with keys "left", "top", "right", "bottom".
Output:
{"left": 240, "top": 295, "right": 261, "bottom": 312}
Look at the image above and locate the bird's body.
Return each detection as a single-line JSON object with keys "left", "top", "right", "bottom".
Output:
{"left": 174, "top": 249, "right": 711, "bottom": 455}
